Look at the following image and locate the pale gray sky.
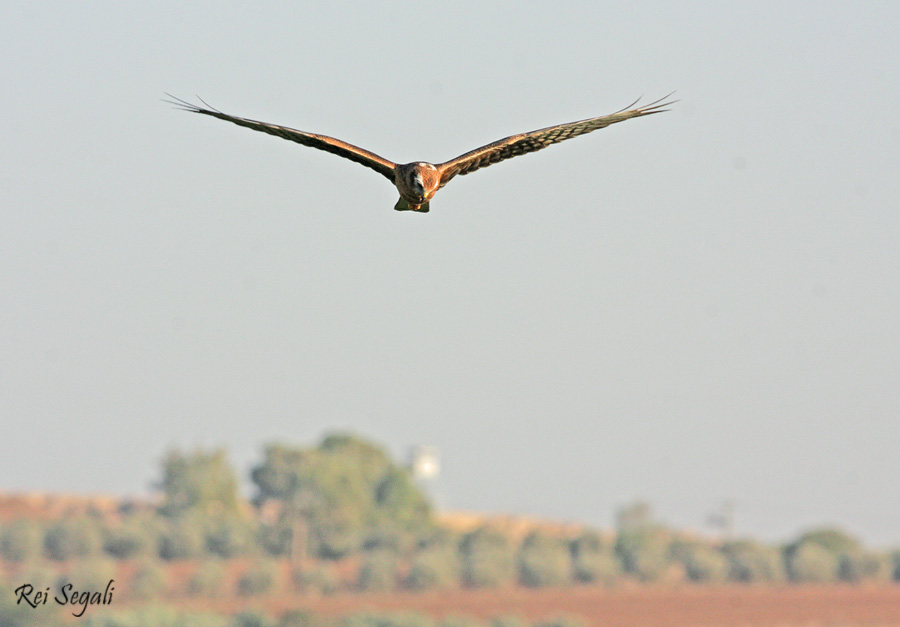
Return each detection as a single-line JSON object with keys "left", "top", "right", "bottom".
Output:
{"left": 1, "top": 2, "right": 898, "bottom": 546}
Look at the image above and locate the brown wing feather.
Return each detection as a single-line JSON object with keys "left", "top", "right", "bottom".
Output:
{"left": 165, "top": 95, "right": 397, "bottom": 181}
{"left": 437, "top": 95, "right": 675, "bottom": 187}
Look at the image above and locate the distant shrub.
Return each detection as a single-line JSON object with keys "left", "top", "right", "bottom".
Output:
{"left": 205, "top": 517, "right": 255, "bottom": 559}
{"left": 670, "top": 540, "right": 729, "bottom": 583}
{"left": 891, "top": 549, "right": 900, "bottom": 582}
{"left": 615, "top": 527, "right": 671, "bottom": 582}
{"left": 837, "top": 550, "right": 889, "bottom": 583}
{"left": 44, "top": 519, "right": 102, "bottom": 561}
{"left": 340, "top": 612, "right": 435, "bottom": 627}
{"left": 189, "top": 560, "right": 227, "bottom": 597}
{"left": 459, "top": 527, "right": 515, "bottom": 588}
{"left": 517, "top": 532, "right": 571, "bottom": 587}
{"left": 0, "top": 520, "right": 43, "bottom": 562}
{"left": 312, "top": 526, "right": 363, "bottom": 560}
{"left": 415, "top": 526, "right": 458, "bottom": 551}
{"left": 570, "top": 531, "right": 611, "bottom": 556}
{"left": 572, "top": 550, "right": 620, "bottom": 585}
{"left": 534, "top": 616, "right": 587, "bottom": 627}
{"left": 490, "top": 616, "right": 529, "bottom": 627}
{"left": 256, "top": 523, "right": 291, "bottom": 557}
{"left": 569, "top": 531, "right": 619, "bottom": 585}
{"left": 291, "top": 562, "right": 340, "bottom": 595}
{"left": 103, "top": 525, "right": 153, "bottom": 560}
{"left": 56, "top": 558, "right": 116, "bottom": 594}
{"left": 0, "top": 584, "right": 45, "bottom": 627}
{"left": 236, "top": 560, "right": 280, "bottom": 596}
{"left": 158, "top": 521, "right": 204, "bottom": 560}
{"left": 405, "top": 546, "right": 460, "bottom": 590}
{"left": 339, "top": 612, "right": 381, "bottom": 627}
{"left": 358, "top": 551, "right": 399, "bottom": 592}
{"left": 279, "top": 609, "right": 318, "bottom": 627}
{"left": 722, "top": 540, "right": 785, "bottom": 583}
{"left": 790, "top": 528, "right": 861, "bottom": 554}
{"left": 684, "top": 547, "right": 729, "bottom": 583}
{"left": 129, "top": 560, "right": 168, "bottom": 600}
{"left": 439, "top": 615, "right": 488, "bottom": 627}
{"left": 83, "top": 606, "right": 228, "bottom": 627}
{"left": 394, "top": 613, "right": 438, "bottom": 627}
{"left": 232, "top": 611, "right": 276, "bottom": 627}
{"left": 787, "top": 543, "right": 839, "bottom": 583}
{"left": 17, "top": 561, "right": 60, "bottom": 593}
{"left": 362, "top": 526, "right": 407, "bottom": 554}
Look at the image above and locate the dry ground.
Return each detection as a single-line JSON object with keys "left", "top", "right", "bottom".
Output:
{"left": 174, "top": 585, "right": 900, "bottom": 627}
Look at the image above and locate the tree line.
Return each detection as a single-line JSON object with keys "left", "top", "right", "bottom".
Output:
{"left": 1, "top": 432, "right": 899, "bottom": 603}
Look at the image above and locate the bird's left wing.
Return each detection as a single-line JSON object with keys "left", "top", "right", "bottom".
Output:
{"left": 436, "top": 95, "right": 675, "bottom": 187}
{"left": 165, "top": 95, "right": 397, "bottom": 181}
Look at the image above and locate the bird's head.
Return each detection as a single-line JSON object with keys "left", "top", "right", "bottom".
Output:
{"left": 397, "top": 162, "right": 440, "bottom": 204}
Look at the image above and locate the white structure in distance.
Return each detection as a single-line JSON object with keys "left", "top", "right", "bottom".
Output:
{"left": 408, "top": 445, "right": 440, "bottom": 481}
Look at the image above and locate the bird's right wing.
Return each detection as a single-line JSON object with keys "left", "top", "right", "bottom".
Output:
{"left": 165, "top": 95, "right": 397, "bottom": 182}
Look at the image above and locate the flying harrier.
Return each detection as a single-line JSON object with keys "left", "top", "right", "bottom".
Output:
{"left": 166, "top": 94, "right": 673, "bottom": 213}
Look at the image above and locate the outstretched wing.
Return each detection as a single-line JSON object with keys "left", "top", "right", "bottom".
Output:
{"left": 165, "top": 95, "right": 397, "bottom": 181}
{"left": 437, "top": 94, "right": 675, "bottom": 187}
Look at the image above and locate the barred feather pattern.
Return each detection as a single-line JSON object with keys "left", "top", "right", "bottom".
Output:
{"left": 166, "top": 93, "right": 674, "bottom": 212}
{"left": 437, "top": 95, "right": 674, "bottom": 186}
{"left": 164, "top": 95, "right": 397, "bottom": 181}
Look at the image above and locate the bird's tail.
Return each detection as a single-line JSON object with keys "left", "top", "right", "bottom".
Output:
{"left": 394, "top": 198, "right": 430, "bottom": 213}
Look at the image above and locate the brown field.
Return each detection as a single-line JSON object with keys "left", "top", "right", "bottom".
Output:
{"left": 173, "top": 585, "right": 900, "bottom": 627}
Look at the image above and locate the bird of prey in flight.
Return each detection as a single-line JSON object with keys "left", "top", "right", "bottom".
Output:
{"left": 166, "top": 94, "right": 674, "bottom": 213}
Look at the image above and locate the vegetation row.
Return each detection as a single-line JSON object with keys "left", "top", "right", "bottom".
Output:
{"left": 1, "top": 433, "right": 898, "bottom": 605}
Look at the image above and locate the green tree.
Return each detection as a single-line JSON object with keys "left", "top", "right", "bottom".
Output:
{"left": 670, "top": 539, "right": 729, "bottom": 583}
{"left": 570, "top": 531, "right": 619, "bottom": 585}
{"left": 102, "top": 515, "right": 158, "bottom": 560}
{"left": 614, "top": 503, "right": 671, "bottom": 582}
{"left": 891, "top": 549, "right": 900, "bottom": 582}
{"left": 787, "top": 542, "right": 839, "bottom": 583}
{"left": 516, "top": 532, "right": 571, "bottom": 587}
{"left": 789, "top": 527, "right": 862, "bottom": 554}
{"left": 250, "top": 433, "right": 433, "bottom": 560}
{"left": 406, "top": 546, "right": 460, "bottom": 590}
{"left": 459, "top": 526, "right": 515, "bottom": 588}
{"left": 615, "top": 501, "right": 655, "bottom": 531}
{"left": 205, "top": 516, "right": 255, "bottom": 558}
{"left": 158, "top": 447, "right": 242, "bottom": 518}
{"left": 784, "top": 527, "right": 862, "bottom": 584}
{"left": 721, "top": 539, "right": 785, "bottom": 583}
{"left": 358, "top": 550, "right": 399, "bottom": 592}
{"left": 837, "top": 550, "right": 889, "bottom": 583}
{"left": 570, "top": 530, "right": 610, "bottom": 556}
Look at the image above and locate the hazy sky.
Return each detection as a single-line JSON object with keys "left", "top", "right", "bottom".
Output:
{"left": 2, "top": 2, "right": 898, "bottom": 546}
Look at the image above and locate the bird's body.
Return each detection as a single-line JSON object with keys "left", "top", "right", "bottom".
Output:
{"left": 394, "top": 162, "right": 441, "bottom": 213}
{"left": 166, "top": 94, "right": 673, "bottom": 213}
